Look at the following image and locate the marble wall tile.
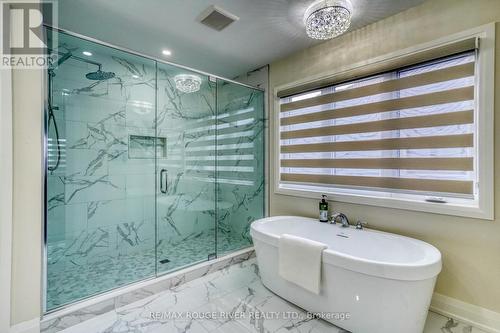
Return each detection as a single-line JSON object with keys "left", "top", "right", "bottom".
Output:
{"left": 64, "top": 95, "right": 113, "bottom": 124}
{"left": 126, "top": 173, "right": 155, "bottom": 198}
{"left": 143, "top": 196, "right": 155, "bottom": 221}
{"left": 65, "top": 149, "right": 108, "bottom": 176}
{"left": 85, "top": 123, "right": 128, "bottom": 152}
{"left": 86, "top": 198, "right": 144, "bottom": 228}
{"left": 125, "top": 102, "right": 155, "bottom": 130}
{"left": 63, "top": 204, "right": 88, "bottom": 237}
{"left": 87, "top": 200, "right": 122, "bottom": 228}
{"left": 47, "top": 31, "right": 265, "bottom": 312}
{"left": 65, "top": 226, "right": 111, "bottom": 261}
{"left": 65, "top": 121, "right": 89, "bottom": 150}
{"left": 47, "top": 204, "right": 66, "bottom": 243}
{"left": 214, "top": 81, "right": 265, "bottom": 256}
{"left": 62, "top": 174, "right": 126, "bottom": 204}
{"left": 115, "top": 219, "right": 155, "bottom": 255}
{"left": 47, "top": 33, "right": 164, "bottom": 309}
{"left": 47, "top": 175, "right": 65, "bottom": 205}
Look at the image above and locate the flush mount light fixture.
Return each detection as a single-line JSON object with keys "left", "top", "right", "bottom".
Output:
{"left": 162, "top": 49, "right": 172, "bottom": 56}
{"left": 174, "top": 74, "right": 202, "bottom": 93}
{"left": 304, "top": 0, "right": 352, "bottom": 40}
{"left": 82, "top": 51, "right": 93, "bottom": 56}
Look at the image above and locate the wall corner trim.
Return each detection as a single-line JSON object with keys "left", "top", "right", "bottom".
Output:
{"left": 431, "top": 292, "right": 500, "bottom": 333}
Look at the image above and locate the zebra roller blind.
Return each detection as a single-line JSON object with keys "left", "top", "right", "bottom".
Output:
{"left": 279, "top": 50, "right": 477, "bottom": 198}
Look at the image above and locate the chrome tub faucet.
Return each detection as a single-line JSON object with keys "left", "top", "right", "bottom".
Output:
{"left": 330, "top": 212, "right": 350, "bottom": 227}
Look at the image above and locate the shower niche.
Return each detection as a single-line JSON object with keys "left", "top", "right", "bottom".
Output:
{"left": 44, "top": 28, "right": 265, "bottom": 311}
{"left": 128, "top": 135, "right": 166, "bottom": 159}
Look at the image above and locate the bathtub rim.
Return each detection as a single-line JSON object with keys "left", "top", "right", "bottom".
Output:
{"left": 250, "top": 215, "right": 442, "bottom": 281}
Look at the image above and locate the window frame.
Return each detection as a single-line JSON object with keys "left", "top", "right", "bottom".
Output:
{"left": 273, "top": 23, "right": 495, "bottom": 220}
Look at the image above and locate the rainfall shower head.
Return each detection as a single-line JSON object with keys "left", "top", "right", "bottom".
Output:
{"left": 85, "top": 69, "right": 116, "bottom": 80}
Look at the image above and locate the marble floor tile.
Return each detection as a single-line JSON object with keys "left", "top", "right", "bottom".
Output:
{"left": 59, "top": 258, "right": 489, "bottom": 333}
{"left": 58, "top": 311, "right": 118, "bottom": 333}
{"left": 147, "top": 320, "right": 211, "bottom": 333}
{"left": 47, "top": 230, "right": 250, "bottom": 310}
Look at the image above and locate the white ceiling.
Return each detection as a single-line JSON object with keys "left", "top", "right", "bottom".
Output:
{"left": 57, "top": 0, "right": 425, "bottom": 78}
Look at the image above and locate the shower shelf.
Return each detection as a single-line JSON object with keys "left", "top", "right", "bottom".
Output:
{"left": 128, "top": 134, "right": 167, "bottom": 159}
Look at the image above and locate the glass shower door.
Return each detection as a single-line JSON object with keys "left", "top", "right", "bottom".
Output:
{"left": 45, "top": 29, "right": 157, "bottom": 310}
{"left": 155, "top": 63, "right": 217, "bottom": 274}
{"left": 216, "top": 80, "right": 265, "bottom": 256}
{"left": 45, "top": 28, "right": 266, "bottom": 312}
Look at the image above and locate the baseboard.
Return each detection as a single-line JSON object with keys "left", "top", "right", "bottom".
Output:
{"left": 431, "top": 293, "right": 500, "bottom": 333}
{"left": 9, "top": 318, "right": 40, "bottom": 333}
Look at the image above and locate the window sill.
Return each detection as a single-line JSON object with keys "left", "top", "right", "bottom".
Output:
{"left": 275, "top": 183, "right": 493, "bottom": 220}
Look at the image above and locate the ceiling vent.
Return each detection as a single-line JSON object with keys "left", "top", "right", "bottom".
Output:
{"left": 198, "top": 5, "right": 239, "bottom": 31}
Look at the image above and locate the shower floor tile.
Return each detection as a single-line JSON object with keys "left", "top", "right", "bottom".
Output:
{"left": 57, "top": 258, "right": 488, "bottom": 333}
{"left": 47, "top": 230, "right": 250, "bottom": 310}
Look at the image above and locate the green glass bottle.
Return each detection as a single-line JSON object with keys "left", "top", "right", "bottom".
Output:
{"left": 319, "top": 194, "right": 328, "bottom": 222}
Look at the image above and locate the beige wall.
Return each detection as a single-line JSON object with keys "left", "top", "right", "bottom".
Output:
{"left": 269, "top": 0, "right": 500, "bottom": 313}
{"left": 10, "top": 67, "right": 43, "bottom": 324}
{"left": 6, "top": 0, "right": 44, "bottom": 325}
{"left": 1, "top": 68, "right": 13, "bottom": 332}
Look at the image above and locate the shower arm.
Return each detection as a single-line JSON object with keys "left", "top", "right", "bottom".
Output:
{"left": 70, "top": 54, "right": 102, "bottom": 71}
{"left": 49, "top": 49, "right": 102, "bottom": 71}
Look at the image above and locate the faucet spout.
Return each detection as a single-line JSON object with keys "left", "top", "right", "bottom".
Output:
{"left": 331, "top": 212, "right": 350, "bottom": 227}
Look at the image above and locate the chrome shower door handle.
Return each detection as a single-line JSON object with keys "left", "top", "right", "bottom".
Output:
{"left": 160, "top": 169, "right": 168, "bottom": 194}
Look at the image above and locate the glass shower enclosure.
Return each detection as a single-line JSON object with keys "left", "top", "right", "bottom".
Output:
{"left": 44, "top": 28, "right": 265, "bottom": 311}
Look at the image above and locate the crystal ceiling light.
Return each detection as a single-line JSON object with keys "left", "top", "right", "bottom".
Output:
{"left": 304, "top": 0, "right": 353, "bottom": 40}
{"left": 174, "top": 74, "right": 202, "bottom": 93}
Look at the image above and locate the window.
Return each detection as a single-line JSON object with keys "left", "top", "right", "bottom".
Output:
{"left": 276, "top": 30, "right": 495, "bottom": 219}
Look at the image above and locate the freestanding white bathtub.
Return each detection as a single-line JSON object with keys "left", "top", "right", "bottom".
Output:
{"left": 250, "top": 216, "right": 442, "bottom": 333}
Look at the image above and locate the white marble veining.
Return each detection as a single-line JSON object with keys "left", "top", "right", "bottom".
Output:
{"left": 41, "top": 250, "right": 255, "bottom": 333}
{"left": 53, "top": 258, "right": 487, "bottom": 333}
{"left": 46, "top": 29, "right": 266, "bottom": 311}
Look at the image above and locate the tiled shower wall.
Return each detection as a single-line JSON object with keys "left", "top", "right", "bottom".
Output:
{"left": 46, "top": 44, "right": 159, "bottom": 309}
{"left": 47, "top": 55, "right": 157, "bottom": 253}
{"left": 216, "top": 81, "right": 265, "bottom": 254}
{"left": 46, "top": 30, "right": 264, "bottom": 310}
